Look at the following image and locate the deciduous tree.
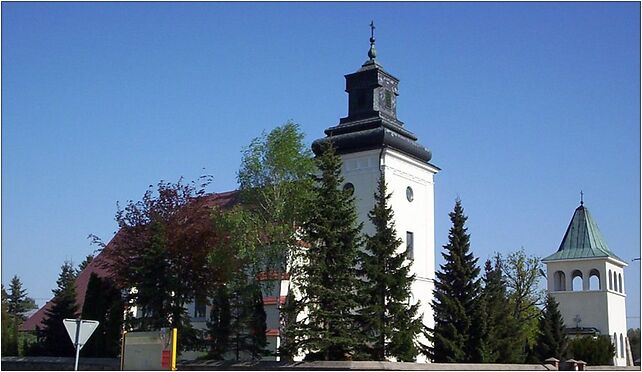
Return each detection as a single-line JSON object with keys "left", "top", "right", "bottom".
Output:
{"left": 101, "top": 177, "right": 221, "bottom": 347}
{"left": 568, "top": 335, "right": 615, "bottom": 365}
{"left": 503, "top": 248, "right": 545, "bottom": 360}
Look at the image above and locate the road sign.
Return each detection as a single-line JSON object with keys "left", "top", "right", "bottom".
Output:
{"left": 63, "top": 318, "right": 99, "bottom": 371}
{"left": 63, "top": 319, "right": 99, "bottom": 350}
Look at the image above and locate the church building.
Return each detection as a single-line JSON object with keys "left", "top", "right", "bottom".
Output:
{"left": 311, "top": 24, "right": 439, "bottom": 362}
{"left": 542, "top": 198, "right": 629, "bottom": 366}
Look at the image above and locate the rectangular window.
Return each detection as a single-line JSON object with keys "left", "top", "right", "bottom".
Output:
{"left": 406, "top": 231, "right": 414, "bottom": 260}
{"left": 194, "top": 298, "right": 206, "bottom": 319}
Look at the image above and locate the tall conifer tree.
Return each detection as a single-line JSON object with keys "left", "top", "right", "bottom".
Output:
{"left": 8, "top": 276, "right": 28, "bottom": 318}
{"left": 40, "top": 261, "right": 78, "bottom": 356}
{"left": 357, "top": 175, "right": 423, "bottom": 361}
{"left": 479, "top": 256, "right": 521, "bottom": 363}
{"left": 207, "top": 285, "right": 231, "bottom": 359}
{"left": 80, "top": 273, "right": 124, "bottom": 357}
{"left": 282, "top": 143, "right": 363, "bottom": 361}
{"left": 429, "top": 199, "right": 482, "bottom": 362}
{"left": 532, "top": 294, "right": 568, "bottom": 361}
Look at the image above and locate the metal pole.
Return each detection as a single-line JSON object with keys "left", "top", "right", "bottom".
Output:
{"left": 171, "top": 328, "right": 177, "bottom": 371}
{"left": 74, "top": 318, "right": 81, "bottom": 371}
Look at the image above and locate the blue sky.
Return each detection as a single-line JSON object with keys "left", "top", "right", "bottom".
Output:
{"left": 3, "top": 3, "right": 640, "bottom": 328}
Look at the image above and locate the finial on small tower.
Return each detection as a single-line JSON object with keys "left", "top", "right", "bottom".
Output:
{"left": 368, "top": 20, "right": 377, "bottom": 60}
{"left": 580, "top": 190, "right": 584, "bottom": 206}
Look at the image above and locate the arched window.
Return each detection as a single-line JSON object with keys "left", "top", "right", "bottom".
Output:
{"left": 589, "top": 269, "right": 600, "bottom": 290}
{"left": 609, "top": 270, "right": 613, "bottom": 290}
{"left": 572, "top": 270, "right": 583, "bottom": 291}
{"left": 554, "top": 271, "right": 566, "bottom": 291}
{"left": 618, "top": 274, "right": 623, "bottom": 293}
{"left": 614, "top": 333, "right": 618, "bottom": 355}
{"left": 620, "top": 333, "right": 625, "bottom": 358}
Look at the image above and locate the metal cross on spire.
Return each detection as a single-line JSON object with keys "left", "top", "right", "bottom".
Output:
{"left": 368, "top": 20, "right": 377, "bottom": 60}
{"left": 580, "top": 190, "right": 584, "bottom": 206}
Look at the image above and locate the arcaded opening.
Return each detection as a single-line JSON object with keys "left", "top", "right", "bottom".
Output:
{"left": 553, "top": 271, "right": 566, "bottom": 291}
{"left": 618, "top": 273, "right": 623, "bottom": 293}
{"left": 609, "top": 270, "right": 613, "bottom": 290}
{"left": 572, "top": 270, "right": 583, "bottom": 291}
{"left": 620, "top": 333, "right": 625, "bottom": 357}
{"left": 589, "top": 269, "right": 600, "bottom": 290}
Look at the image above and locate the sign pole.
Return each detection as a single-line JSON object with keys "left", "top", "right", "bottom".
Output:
{"left": 74, "top": 318, "right": 81, "bottom": 371}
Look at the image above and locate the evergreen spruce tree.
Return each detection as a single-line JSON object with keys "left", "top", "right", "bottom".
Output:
{"left": 8, "top": 275, "right": 28, "bottom": 317}
{"left": 207, "top": 285, "right": 231, "bottom": 359}
{"left": 40, "top": 261, "right": 78, "bottom": 356}
{"left": 479, "top": 256, "right": 521, "bottom": 363}
{"left": 282, "top": 143, "right": 363, "bottom": 361}
{"left": 246, "top": 283, "right": 268, "bottom": 359}
{"left": 228, "top": 279, "right": 268, "bottom": 360}
{"left": 429, "top": 199, "right": 482, "bottom": 362}
{"left": 80, "top": 273, "right": 124, "bottom": 357}
{"left": 357, "top": 175, "right": 423, "bottom": 361}
{"left": 1, "top": 285, "right": 12, "bottom": 355}
{"left": 532, "top": 294, "right": 568, "bottom": 361}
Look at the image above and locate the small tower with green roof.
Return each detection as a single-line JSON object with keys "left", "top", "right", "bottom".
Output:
{"left": 543, "top": 199, "right": 629, "bottom": 366}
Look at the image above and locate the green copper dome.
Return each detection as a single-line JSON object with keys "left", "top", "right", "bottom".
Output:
{"left": 543, "top": 204, "right": 623, "bottom": 262}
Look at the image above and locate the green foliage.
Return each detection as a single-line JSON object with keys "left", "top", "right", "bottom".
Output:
{"left": 236, "top": 121, "right": 315, "bottom": 273}
{"left": 502, "top": 248, "right": 544, "bottom": 360}
{"left": 429, "top": 199, "right": 482, "bottom": 362}
{"left": 80, "top": 273, "right": 124, "bottom": 357}
{"left": 106, "top": 177, "right": 218, "bottom": 341}
{"left": 207, "top": 285, "right": 231, "bottom": 359}
{"left": 532, "top": 294, "right": 568, "bottom": 361}
{"left": 77, "top": 255, "right": 94, "bottom": 273}
{"left": 628, "top": 328, "right": 640, "bottom": 363}
{"left": 205, "top": 279, "right": 267, "bottom": 360}
{"left": 568, "top": 336, "right": 615, "bottom": 365}
{"left": 356, "top": 175, "right": 422, "bottom": 361}
{"left": 282, "top": 143, "right": 363, "bottom": 361}
{"left": 479, "top": 256, "right": 522, "bottom": 363}
{"left": 40, "top": 261, "right": 79, "bottom": 356}
{"left": 230, "top": 281, "right": 267, "bottom": 360}
{"left": 8, "top": 276, "right": 27, "bottom": 317}
{"left": 207, "top": 207, "right": 268, "bottom": 360}
{"left": 2, "top": 284, "right": 19, "bottom": 356}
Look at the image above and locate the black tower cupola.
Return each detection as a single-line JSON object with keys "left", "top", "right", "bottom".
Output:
{"left": 312, "top": 23, "right": 432, "bottom": 163}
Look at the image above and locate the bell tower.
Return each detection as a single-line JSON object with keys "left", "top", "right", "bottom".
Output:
{"left": 543, "top": 198, "right": 629, "bottom": 366}
{"left": 312, "top": 23, "right": 439, "bottom": 362}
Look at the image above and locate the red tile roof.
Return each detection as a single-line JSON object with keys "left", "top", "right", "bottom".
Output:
{"left": 22, "top": 191, "right": 238, "bottom": 332}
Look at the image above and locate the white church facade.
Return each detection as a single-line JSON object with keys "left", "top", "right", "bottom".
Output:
{"left": 543, "top": 200, "right": 629, "bottom": 366}
{"left": 311, "top": 31, "right": 439, "bottom": 362}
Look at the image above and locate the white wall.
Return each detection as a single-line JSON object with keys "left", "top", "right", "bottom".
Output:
{"left": 341, "top": 148, "right": 438, "bottom": 363}
{"left": 546, "top": 257, "right": 628, "bottom": 366}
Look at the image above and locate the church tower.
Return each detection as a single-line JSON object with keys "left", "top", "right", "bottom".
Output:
{"left": 542, "top": 199, "right": 628, "bottom": 366}
{"left": 312, "top": 24, "right": 439, "bottom": 362}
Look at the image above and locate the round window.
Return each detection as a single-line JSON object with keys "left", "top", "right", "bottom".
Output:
{"left": 406, "top": 186, "right": 414, "bottom": 202}
{"left": 343, "top": 182, "right": 355, "bottom": 195}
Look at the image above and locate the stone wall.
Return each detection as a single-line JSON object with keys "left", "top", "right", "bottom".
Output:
{"left": 1, "top": 356, "right": 119, "bottom": 371}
